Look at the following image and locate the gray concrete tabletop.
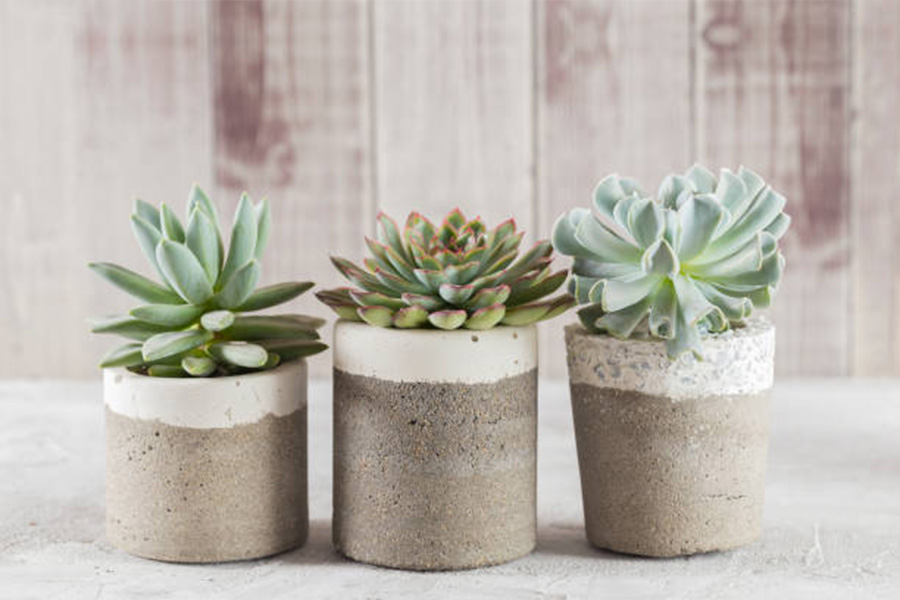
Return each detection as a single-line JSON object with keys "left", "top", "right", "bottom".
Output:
{"left": 1, "top": 379, "right": 898, "bottom": 600}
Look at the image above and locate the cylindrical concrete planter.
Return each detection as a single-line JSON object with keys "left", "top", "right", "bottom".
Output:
{"left": 104, "top": 359, "right": 309, "bottom": 563}
{"left": 565, "top": 318, "right": 775, "bottom": 557}
{"left": 332, "top": 320, "right": 538, "bottom": 570}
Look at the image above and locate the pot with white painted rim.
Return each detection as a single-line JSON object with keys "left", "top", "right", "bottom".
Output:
{"left": 565, "top": 318, "right": 775, "bottom": 557}
{"left": 104, "top": 359, "right": 309, "bottom": 563}
{"left": 331, "top": 320, "right": 538, "bottom": 570}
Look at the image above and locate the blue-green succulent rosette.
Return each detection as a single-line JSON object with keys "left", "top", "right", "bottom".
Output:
{"left": 89, "top": 186, "right": 327, "bottom": 377}
{"left": 553, "top": 164, "right": 790, "bottom": 359}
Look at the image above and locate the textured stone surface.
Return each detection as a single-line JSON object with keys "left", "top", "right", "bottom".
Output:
{"left": 570, "top": 385, "right": 770, "bottom": 557}
{"left": 332, "top": 369, "right": 537, "bottom": 570}
{"left": 565, "top": 318, "right": 775, "bottom": 399}
{"left": 106, "top": 407, "right": 308, "bottom": 563}
{"left": 2, "top": 380, "right": 899, "bottom": 599}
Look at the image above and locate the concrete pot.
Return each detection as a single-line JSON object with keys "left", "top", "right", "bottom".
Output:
{"left": 332, "top": 320, "right": 538, "bottom": 570}
{"left": 103, "top": 359, "right": 309, "bottom": 563}
{"left": 565, "top": 318, "right": 775, "bottom": 557}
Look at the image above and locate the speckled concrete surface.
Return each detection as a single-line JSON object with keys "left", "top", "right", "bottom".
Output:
{"left": 570, "top": 386, "right": 769, "bottom": 557}
{"left": 106, "top": 407, "right": 308, "bottom": 563}
{"left": 332, "top": 369, "right": 537, "bottom": 570}
{"left": 1, "top": 379, "right": 899, "bottom": 599}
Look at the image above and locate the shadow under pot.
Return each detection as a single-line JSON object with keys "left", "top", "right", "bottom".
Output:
{"left": 331, "top": 320, "right": 538, "bottom": 571}
{"left": 103, "top": 359, "right": 309, "bottom": 563}
{"left": 565, "top": 318, "right": 775, "bottom": 558}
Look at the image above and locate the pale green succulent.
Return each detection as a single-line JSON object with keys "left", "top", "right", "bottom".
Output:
{"left": 89, "top": 186, "right": 326, "bottom": 377}
{"left": 553, "top": 165, "right": 790, "bottom": 359}
{"left": 317, "top": 209, "right": 574, "bottom": 330}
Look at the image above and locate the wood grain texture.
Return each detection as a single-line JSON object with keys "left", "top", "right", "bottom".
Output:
{"left": 696, "top": 0, "right": 852, "bottom": 376}
{"left": 209, "top": 0, "right": 372, "bottom": 377}
{"left": 0, "top": 0, "right": 213, "bottom": 378}
{"left": 536, "top": 0, "right": 693, "bottom": 378}
{"left": 372, "top": 0, "right": 534, "bottom": 227}
{"left": 851, "top": 0, "right": 900, "bottom": 376}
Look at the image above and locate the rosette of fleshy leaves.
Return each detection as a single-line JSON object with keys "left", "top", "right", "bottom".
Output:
{"left": 552, "top": 164, "right": 790, "bottom": 359}
{"left": 316, "top": 210, "right": 574, "bottom": 330}
{"left": 89, "top": 186, "right": 326, "bottom": 377}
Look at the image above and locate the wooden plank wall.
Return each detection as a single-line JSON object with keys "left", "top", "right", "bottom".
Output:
{"left": 1, "top": 0, "right": 897, "bottom": 380}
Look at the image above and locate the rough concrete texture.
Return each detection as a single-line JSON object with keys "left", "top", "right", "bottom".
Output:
{"left": 332, "top": 368, "right": 537, "bottom": 570}
{"left": 106, "top": 406, "right": 308, "bottom": 563}
{"left": 570, "top": 384, "right": 770, "bottom": 557}
{"left": 3, "top": 380, "right": 900, "bottom": 598}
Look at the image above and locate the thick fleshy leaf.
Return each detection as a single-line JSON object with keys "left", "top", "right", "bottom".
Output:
{"left": 89, "top": 315, "right": 169, "bottom": 340}
{"left": 688, "top": 232, "right": 776, "bottom": 278}
{"left": 764, "top": 212, "right": 791, "bottom": 240}
{"left": 571, "top": 276, "right": 603, "bottom": 304}
{"left": 131, "top": 304, "right": 205, "bottom": 327}
{"left": 401, "top": 292, "right": 445, "bottom": 311}
{"left": 551, "top": 208, "right": 591, "bottom": 257}
{"left": 349, "top": 290, "right": 406, "bottom": 310}
{"left": 427, "top": 309, "right": 467, "bottom": 330}
{"left": 88, "top": 262, "right": 182, "bottom": 304}
{"left": 592, "top": 175, "right": 631, "bottom": 220}
{"left": 239, "top": 281, "right": 314, "bottom": 312}
{"left": 131, "top": 214, "right": 166, "bottom": 279}
{"left": 648, "top": 278, "right": 677, "bottom": 338}
{"left": 642, "top": 239, "right": 679, "bottom": 276}
{"left": 254, "top": 198, "right": 271, "bottom": 259}
{"left": 702, "top": 187, "right": 785, "bottom": 262}
{"left": 215, "top": 259, "right": 260, "bottom": 309}
{"left": 332, "top": 256, "right": 396, "bottom": 296}
{"left": 187, "top": 184, "right": 219, "bottom": 226}
{"left": 464, "top": 304, "right": 506, "bottom": 330}
{"left": 596, "top": 295, "right": 652, "bottom": 338}
{"left": 602, "top": 274, "right": 661, "bottom": 312}
{"left": 507, "top": 270, "right": 567, "bottom": 307}
{"left": 159, "top": 203, "right": 185, "bottom": 242}
{"left": 628, "top": 198, "right": 664, "bottom": 248}
{"left": 185, "top": 208, "right": 221, "bottom": 284}
{"left": 577, "top": 303, "right": 607, "bottom": 333}
{"left": 219, "top": 193, "right": 257, "bottom": 289}
{"left": 182, "top": 355, "right": 217, "bottom": 377}
{"left": 438, "top": 283, "right": 475, "bottom": 305}
{"left": 99, "top": 342, "right": 145, "bottom": 368}
{"left": 147, "top": 365, "right": 190, "bottom": 378}
{"left": 443, "top": 261, "right": 480, "bottom": 284}
{"left": 685, "top": 164, "right": 717, "bottom": 193}
{"left": 467, "top": 284, "right": 511, "bottom": 310}
{"left": 376, "top": 212, "right": 411, "bottom": 263}
{"left": 143, "top": 330, "right": 213, "bottom": 362}
{"left": 200, "top": 310, "right": 235, "bottom": 332}
{"left": 156, "top": 240, "right": 214, "bottom": 304}
{"left": 692, "top": 279, "right": 752, "bottom": 321}
{"left": 373, "top": 267, "right": 428, "bottom": 294}
{"left": 413, "top": 269, "right": 445, "bottom": 291}
{"left": 392, "top": 305, "right": 429, "bottom": 328}
{"left": 134, "top": 198, "right": 161, "bottom": 228}
{"left": 405, "top": 212, "right": 437, "bottom": 248}
{"left": 208, "top": 342, "right": 268, "bottom": 368}
{"left": 677, "top": 194, "right": 724, "bottom": 261}
{"left": 225, "top": 315, "right": 322, "bottom": 340}
{"left": 574, "top": 214, "right": 640, "bottom": 263}
{"left": 543, "top": 295, "right": 576, "bottom": 320}
{"left": 257, "top": 339, "right": 327, "bottom": 360}
{"left": 657, "top": 175, "right": 694, "bottom": 208}
{"left": 672, "top": 275, "right": 716, "bottom": 325}
{"left": 358, "top": 306, "right": 395, "bottom": 328}
{"left": 665, "top": 306, "right": 705, "bottom": 360}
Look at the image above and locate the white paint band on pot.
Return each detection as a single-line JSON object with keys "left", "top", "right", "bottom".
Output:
{"left": 333, "top": 320, "right": 537, "bottom": 384}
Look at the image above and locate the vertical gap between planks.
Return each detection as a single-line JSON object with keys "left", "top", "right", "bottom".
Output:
{"left": 688, "top": 0, "right": 697, "bottom": 161}
{"left": 848, "top": 0, "right": 858, "bottom": 375}
{"left": 530, "top": 0, "right": 540, "bottom": 240}
{"left": 365, "top": 0, "right": 379, "bottom": 237}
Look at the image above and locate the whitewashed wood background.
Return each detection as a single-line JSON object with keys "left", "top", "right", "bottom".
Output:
{"left": 1, "top": 0, "right": 898, "bottom": 380}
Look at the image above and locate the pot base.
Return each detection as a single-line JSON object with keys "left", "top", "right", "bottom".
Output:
{"left": 106, "top": 407, "right": 308, "bottom": 563}
{"left": 332, "top": 368, "right": 537, "bottom": 571}
{"left": 571, "top": 384, "right": 770, "bottom": 558}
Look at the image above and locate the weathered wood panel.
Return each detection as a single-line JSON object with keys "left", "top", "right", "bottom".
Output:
{"left": 696, "top": 0, "right": 852, "bottom": 376}
{"left": 372, "top": 0, "right": 533, "bottom": 226}
{"left": 851, "top": 0, "right": 900, "bottom": 376}
{"left": 0, "top": 0, "right": 213, "bottom": 378}
{"left": 536, "top": 0, "right": 693, "bottom": 378}
{"left": 209, "top": 0, "right": 372, "bottom": 377}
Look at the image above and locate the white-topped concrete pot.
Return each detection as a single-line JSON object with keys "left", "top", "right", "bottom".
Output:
{"left": 104, "top": 359, "right": 309, "bottom": 563}
{"left": 565, "top": 318, "right": 775, "bottom": 557}
{"left": 331, "top": 320, "right": 538, "bottom": 570}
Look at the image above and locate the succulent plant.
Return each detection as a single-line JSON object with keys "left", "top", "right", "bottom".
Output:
{"left": 89, "top": 186, "right": 327, "bottom": 377}
{"left": 316, "top": 209, "right": 574, "bottom": 330}
{"left": 552, "top": 164, "right": 790, "bottom": 359}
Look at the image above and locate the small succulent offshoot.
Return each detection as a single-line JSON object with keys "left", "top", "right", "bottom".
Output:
{"left": 553, "top": 164, "right": 790, "bottom": 359}
{"left": 317, "top": 209, "right": 575, "bottom": 330}
{"left": 89, "top": 186, "right": 327, "bottom": 377}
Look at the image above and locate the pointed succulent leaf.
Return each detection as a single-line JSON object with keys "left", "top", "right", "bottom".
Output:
{"left": 438, "top": 283, "right": 475, "bottom": 305}
{"left": 677, "top": 194, "right": 724, "bottom": 261}
{"left": 349, "top": 290, "right": 406, "bottom": 310}
{"left": 147, "top": 365, "right": 190, "bottom": 378}
{"left": 208, "top": 342, "right": 268, "bottom": 368}
{"left": 159, "top": 203, "right": 186, "bottom": 243}
{"left": 464, "top": 304, "right": 506, "bottom": 330}
{"left": 444, "top": 208, "right": 467, "bottom": 231}
{"left": 156, "top": 240, "right": 214, "bottom": 304}
{"left": 467, "top": 284, "right": 511, "bottom": 310}
{"left": 648, "top": 278, "right": 677, "bottom": 338}
{"left": 357, "top": 306, "right": 394, "bottom": 327}
{"left": 254, "top": 198, "right": 271, "bottom": 259}
{"left": 401, "top": 292, "right": 445, "bottom": 311}
{"left": 134, "top": 198, "right": 161, "bottom": 228}
{"left": 641, "top": 239, "right": 679, "bottom": 276}
{"left": 89, "top": 315, "right": 169, "bottom": 341}
{"left": 219, "top": 193, "right": 257, "bottom": 289}
{"left": 131, "top": 214, "right": 166, "bottom": 278}
{"left": 216, "top": 259, "right": 260, "bottom": 309}
{"left": 185, "top": 208, "right": 221, "bottom": 284}
{"left": 130, "top": 304, "right": 205, "bottom": 327}
{"left": 238, "top": 281, "right": 314, "bottom": 312}
{"left": 443, "top": 261, "right": 480, "bottom": 284}
{"left": 427, "top": 309, "right": 467, "bottom": 330}
{"left": 500, "top": 302, "right": 550, "bottom": 326}
{"left": 376, "top": 212, "right": 411, "bottom": 263}
{"left": 88, "top": 262, "right": 182, "bottom": 304}
{"left": 187, "top": 184, "right": 219, "bottom": 224}
{"left": 506, "top": 270, "right": 567, "bottom": 307}
{"left": 225, "top": 315, "right": 322, "bottom": 341}
{"left": 200, "top": 310, "right": 235, "bottom": 332}
{"left": 392, "top": 305, "right": 429, "bottom": 328}
{"left": 685, "top": 164, "right": 717, "bottom": 193}
{"left": 99, "top": 342, "right": 145, "bottom": 368}
{"left": 331, "top": 256, "right": 396, "bottom": 296}
{"left": 143, "top": 330, "right": 213, "bottom": 362}
{"left": 257, "top": 339, "right": 328, "bottom": 361}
